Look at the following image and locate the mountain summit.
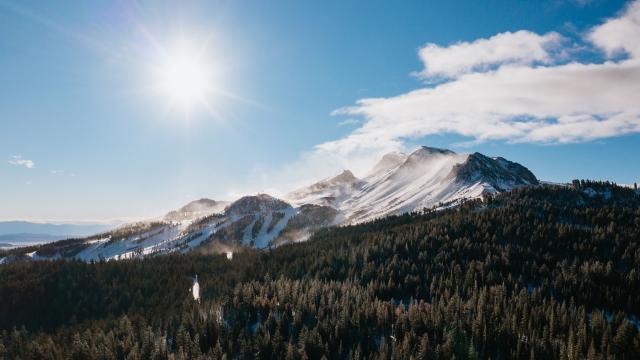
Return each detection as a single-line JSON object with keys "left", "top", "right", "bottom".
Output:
{"left": 287, "top": 169, "right": 365, "bottom": 208}
{"left": 164, "top": 198, "right": 228, "bottom": 222}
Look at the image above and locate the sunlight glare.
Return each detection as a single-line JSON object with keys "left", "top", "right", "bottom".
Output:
{"left": 153, "top": 39, "right": 216, "bottom": 113}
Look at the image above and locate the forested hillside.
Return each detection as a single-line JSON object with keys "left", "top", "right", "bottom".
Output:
{"left": 1, "top": 182, "right": 639, "bottom": 359}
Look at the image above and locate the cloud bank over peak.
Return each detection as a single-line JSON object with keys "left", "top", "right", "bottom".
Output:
{"left": 326, "top": 0, "right": 640, "bottom": 154}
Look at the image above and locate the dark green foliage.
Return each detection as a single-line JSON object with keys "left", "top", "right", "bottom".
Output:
{"left": 1, "top": 182, "right": 639, "bottom": 359}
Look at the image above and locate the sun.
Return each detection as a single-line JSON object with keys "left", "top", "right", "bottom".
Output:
{"left": 153, "top": 40, "right": 216, "bottom": 113}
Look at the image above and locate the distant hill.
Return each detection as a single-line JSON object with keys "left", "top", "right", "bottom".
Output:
{"left": 0, "top": 221, "right": 119, "bottom": 246}
{"left": 0, "top": 233, "right": 65, "bottom": 245}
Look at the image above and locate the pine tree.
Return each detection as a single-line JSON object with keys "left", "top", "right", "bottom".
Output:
{"left": 586, "top": 339, "right": 598, "bottom": 360}
{"left": 279, "top": 341, "right": 291, "bottom": 360}
{"left": 612, "top": 321, "right": 633, "bottom": 355}
{"left": 417, "top": 334, "right": 430, "bottom": 360}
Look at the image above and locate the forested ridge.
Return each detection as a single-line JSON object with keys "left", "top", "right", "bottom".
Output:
{"left": 1, "top": 181, "right": 639, "bottom": 359}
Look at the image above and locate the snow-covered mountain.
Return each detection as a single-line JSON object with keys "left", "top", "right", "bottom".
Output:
{"left": 285, "top": 146, "right": 538, "bottom": 224}
{"left": 1, "top": 146, "right": 537, "bottom": 262}
{"left": 287, "top": 170, "right": 365, "bottom": 208}
{"left": 331, "top": 146, "right": 538, "bottom": 223}
{"left": 163, "top": 198, "right": 228, "bottom": 221}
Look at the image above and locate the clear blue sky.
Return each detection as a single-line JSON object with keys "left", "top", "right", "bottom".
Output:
{"left": 1, "top": 0, "right": 638, "bottom": 221}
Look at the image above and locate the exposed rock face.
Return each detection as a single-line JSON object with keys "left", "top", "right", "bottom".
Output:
{"left": 225, "top": 194, "right": 291, "bottom": 215}
{"left": 450, "top": 153, "right": 538, "bottom": 191}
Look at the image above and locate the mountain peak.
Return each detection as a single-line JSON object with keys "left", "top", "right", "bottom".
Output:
{"left": 286, "top": 169, "right": 365, "bottom": 208}
{"left": 411, "top": 146, "right": 456, "bottom": 157}
{"left": 398, "top": 146, "right": 458, "bottom": 170}
{"left": 370, "top": 151, "right": 407, "bottom": 175}
{"left": 164, "top": 198, "right": 228, "bottom": 221}
{"left": 331, "top": 170, "right": 358, "bottom": 183}
{"left": 450, "top": 152, "right": 538, "bottom": 191}
{"left": 226, "top": 194, "right": 291, "bottom": 215}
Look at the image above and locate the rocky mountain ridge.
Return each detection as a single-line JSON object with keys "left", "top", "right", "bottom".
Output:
{"left": 1, "top": 146, "right": 538, "bottom": 262}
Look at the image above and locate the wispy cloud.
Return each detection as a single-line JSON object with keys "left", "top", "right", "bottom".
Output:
{"left": 8, "top": 155, "right": 34, "bottom": 169}
{"left": 50, "top": 169, "right": 64, "bottom": 175}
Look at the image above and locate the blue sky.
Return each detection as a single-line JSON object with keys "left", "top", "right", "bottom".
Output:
{"left": 1, "top": 0, "right": 638, "bottom": 221}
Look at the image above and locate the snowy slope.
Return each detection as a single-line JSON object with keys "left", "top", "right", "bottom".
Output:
{"left": 287, "top": 146, "right": 538, "bottom": 224}
{"left": 340, "top": 147, "right": 468, "bottom": 223}
{"left": 221, "top": 194, "right": 298, "bottom": 248}
{"left": 342, "top": 147, "right": 537, "bottom": 223}
{"left": 287, "top": 170, "right": 365, "bottom": 208}
{"left": 35, "top": 195, "right": 302, "bottom": 261}
{"left": 75, "top": 222, "right": 187, "bottom": 261}
{"left": 163, "top": 198, "right": 229, "bottom": 221}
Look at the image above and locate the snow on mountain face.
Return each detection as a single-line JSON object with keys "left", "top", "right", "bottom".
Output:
{"left": 75, "top": 222, "right": 187, "bottom": 261}
{"left": 4, "top": 146, "right": 538, "bottom": 262}
{"left": 164, "top": 198, "right": 228, "bottom": 221}
{"left": 271, "top": 204, "right": 339, "bottom": 246}
{"left": 286, "top": 170, "right": 365, "bottom": 208}
{"left": 213, "top": 194, "right": 298, "bottom": 248}
{"left": 339, "top": 147, "right": 469, "bottom": 223}
{"left": 286, "top": 146, "right": 537, "bottom": 224}
{"left": 225, "top": 194, "right": 290, "bottom": 215}
{"left": 370, "top": 151, "right": 408, "bottom": 175}
{"left": 336, "top": 146, "right": 537, "bottom": 224}
{"left": 70, "top": 196, "right": 286, "bottom": 260}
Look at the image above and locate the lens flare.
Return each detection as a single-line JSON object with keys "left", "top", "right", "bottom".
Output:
{"left": 153, "top": 39, "right": 216, "bottom": 113}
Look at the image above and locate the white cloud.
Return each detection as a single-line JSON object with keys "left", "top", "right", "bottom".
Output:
{"left": 328, "top": 0, "right": 640, "bottom": 154}
{"left": 416, "top": 30, "right": 564, "bottom": 80}
{"left": 334, "top": 61, "right": 640, "bottom": 146}
{"left": 8, "top": 155, "right": 34, "bottom": 169}
{"left": 588, "top": 0, "right": 640, "bottom": 58}
{"left": 50, "top": 170, "right": 64, "bottom": 175}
